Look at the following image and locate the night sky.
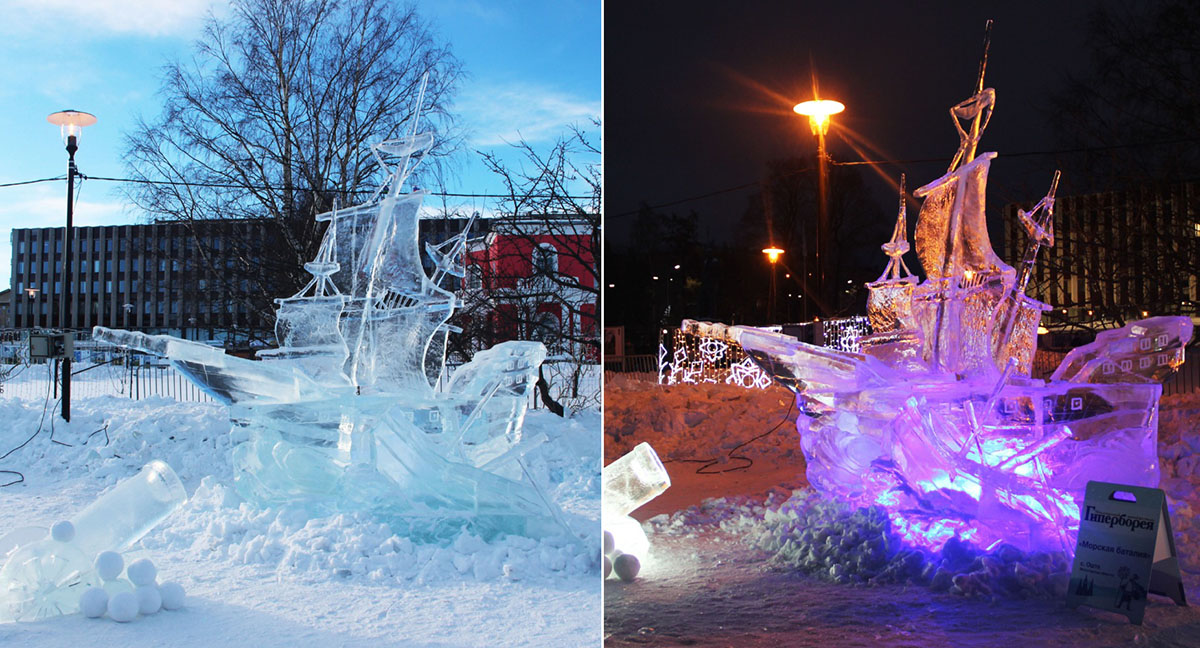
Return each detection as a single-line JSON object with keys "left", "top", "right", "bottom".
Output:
{"left": 605, "top": 2, "right": 1106, "bottom": 247}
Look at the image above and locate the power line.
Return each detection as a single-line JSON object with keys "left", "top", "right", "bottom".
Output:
{"left": 611, "top": 136, "right": 1200, "bottom": 217}
{"left": 0, "top": 173, "right": 595, "bottom": 201}
{"left": 0, "top": 176, "right": 63, "bottom": 188}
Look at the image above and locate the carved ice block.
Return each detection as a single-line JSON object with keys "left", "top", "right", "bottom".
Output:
{"left": 602, "top": 442, "right": 670, "bottom": 518}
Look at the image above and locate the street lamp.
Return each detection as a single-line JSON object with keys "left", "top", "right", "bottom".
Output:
{"left": 793, "top": 98, "right": 844, "bottom": 311}
{"left": 25, "top": 287, "right": 38, "bottom": 328}
{"left": 47, "top": 109, "right": 96, "bottom": 422}
{"left": 762, "top": 247, "right": 784, "bottom": 323}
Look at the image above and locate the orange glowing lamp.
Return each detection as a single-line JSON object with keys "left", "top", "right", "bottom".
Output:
{"left": 793, "top": 99, "right": 844, "bottom": 135}
{"left": 762, "top": 247, "right": 784, "bottom": 264}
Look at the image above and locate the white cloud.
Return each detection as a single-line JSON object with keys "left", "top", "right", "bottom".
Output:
{"left": 456, "top": 81, "right": 599, "bottom": 147}
{"left": 1, "top": 0, "right": 223, "bottom": 38}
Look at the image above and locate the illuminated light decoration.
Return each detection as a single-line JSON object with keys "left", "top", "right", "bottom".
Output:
{"left": 657, "top": 318, "right": 872, "bottom": 389}
{"left": 762, "top": 247, "right": 784, "bottom": 263}
{"left": 657, "top": 343, "right": 668, "bottom": 384}
{"left": 732, "top": 56, "right": 1194, "bottom": 554}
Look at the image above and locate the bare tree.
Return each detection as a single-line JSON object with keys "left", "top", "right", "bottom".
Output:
{"left": 461, "top": 126, "right": 601, "bottom": 364}
{"left": 1048, "top": 1, "right": 1200, "bottom": 191}
{"left": 123, "top": 0, "right": 462, "bottom": 334}
{"left": 1032, "top": 2, "right": 1200, "bottom": 339}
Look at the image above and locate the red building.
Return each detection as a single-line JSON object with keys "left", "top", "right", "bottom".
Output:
{"left": 461, "top": 215, "right": 598, "bottom": 361}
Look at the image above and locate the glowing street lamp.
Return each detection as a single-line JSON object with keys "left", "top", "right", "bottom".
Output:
{"left": 793, "top": 99, "right": 845, "bottom": 136}
{"left": 763, "top": 247, "right": 784, "bottom": 323}
{"left": 47, "top": 109, "right": 96, "bottom": 422}
{"left": 793, "top": 98, "right": 844, "bottom": 312}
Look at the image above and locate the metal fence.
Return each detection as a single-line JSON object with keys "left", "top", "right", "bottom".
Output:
{"left": 5, "top": 350, "right": 600, "bottom": 412}
{"left": 2, "top": 354, "right": 215, "bottom": 403}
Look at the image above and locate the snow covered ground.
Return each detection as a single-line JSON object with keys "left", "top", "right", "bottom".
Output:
{"left": 604, "top": 376, "right": 1200, "bottom": 646}
{"left": 0, "top": 385, "right": 600, "bottom": 646}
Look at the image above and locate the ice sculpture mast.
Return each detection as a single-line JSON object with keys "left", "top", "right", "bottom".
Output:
{"left": 860, "top": 20, "right": 1050, "bottom": 376}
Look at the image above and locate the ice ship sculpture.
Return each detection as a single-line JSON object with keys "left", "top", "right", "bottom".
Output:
{"left": 95, "top": 85, "right": 569, "bottom": 542}
{"left": 734, "top": 48, "right": 1192, "bottom": 553}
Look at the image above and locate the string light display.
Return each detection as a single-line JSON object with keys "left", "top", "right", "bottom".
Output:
{"left": 658, "top": 316, "right": 873, "bottom": 389}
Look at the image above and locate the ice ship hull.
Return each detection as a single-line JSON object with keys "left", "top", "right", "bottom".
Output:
{"left": 737, "top": 318, "right": 1188, "bottom": 552}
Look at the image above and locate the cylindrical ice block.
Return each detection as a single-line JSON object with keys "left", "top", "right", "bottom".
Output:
{"left": 70, "top": 460, "right": 187, "bottom": 558}
{"left": 602, "top": 442, "right": 670, "bottom": 517}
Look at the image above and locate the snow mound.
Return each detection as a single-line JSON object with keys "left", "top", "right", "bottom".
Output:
{"left": 652, "top": 489, "right": 1075, "bottom": 600}
{"left": 604, "top": 379, "right": 800, "bottom": 463}
{"left": 1, "top": 396, "right": 599, "bottom": 586}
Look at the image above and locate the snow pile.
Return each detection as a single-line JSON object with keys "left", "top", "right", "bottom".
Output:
{"left": 604, "top": 377, "right": 800, "bottom": 464}
{"left": 649, "top": 490, "right": 1073, "bottom": 600}
{"left": 0, "top": 394, "right": 234, "bottom": 489}
{"left": 1, "top": 394, "right": 600, "bottom": 586}
{"left": 141, "top": 477, "right": 592, "bottom": 583}
{"left": 1156, "top": 393, "right": 1200, "bottom": 577}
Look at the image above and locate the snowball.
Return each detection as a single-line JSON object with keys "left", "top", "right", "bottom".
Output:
{"left": 107, "top": 591, "right": 138, "bottom": 622}
{"left": 79, "top": 587, "right": 108, "bottom": 618}
{"left": 613, "top": 553, "right": 640, "bottom": 582}
{"left": 94, "top": 551, "right": 124, "bottom": 582}
{"left": 603, "top": 555, "right": 612, "bottom": 579}
{"left": 159, "top": 582, "right": 186, "bottom": 610}
{"left": 603, "top": 530, "right": 614, "bottom": 555}
{"left": 126, "top": 558, "right": 157, "bottom": 586}
{"left": 135, "top": 584, "right": 162, "bottom": 615}
{"left": 50, "top": 521, "right": 75, "bottom": 543}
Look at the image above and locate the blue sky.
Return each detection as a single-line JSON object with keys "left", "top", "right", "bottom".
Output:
{"left": 0, "top": 0, "right": 600, "bottom": 289}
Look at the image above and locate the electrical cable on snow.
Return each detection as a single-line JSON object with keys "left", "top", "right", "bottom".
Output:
{"left": 0, "top": 364, "right": 57, "bottom": 487}
{"left": 666, "top": 398, "right": 796, "bottom": 475}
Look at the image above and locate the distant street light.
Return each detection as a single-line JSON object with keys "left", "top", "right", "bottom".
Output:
{"left": 793, "top": 98, "right": 844, "bottom": 311}
{"left": 47, "top": 109, "right": 96, "bottom": 422}
{"left": 762, "top": 247, "right": 784, "bottom": 323}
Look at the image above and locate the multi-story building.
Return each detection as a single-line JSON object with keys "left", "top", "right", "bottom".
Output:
{"left": 461, "top": 214, "right": 599, "bottom": 361}
{"left": 1002, "top": 181, "right": 1199, "bottom": 339}
{"left": 8, "top": 216, "right": 486, "bottom": 344}
{"left": 9, "top": 220, "right": 275, "bottom": 341}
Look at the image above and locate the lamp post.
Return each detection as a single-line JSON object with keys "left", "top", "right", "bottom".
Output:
{"left": 793, "top": 98, "right": 844, "bottom": 311}
{"left": 25, "top": 287, "right": 38, "bottom": 328}
{"left": 47, "top": 109, "right": 96, "bottom": 422}
{"left": 762, "top": 246, "right": 783, "bottom": 324}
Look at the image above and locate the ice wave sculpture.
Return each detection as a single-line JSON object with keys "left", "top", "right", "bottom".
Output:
{"left": 733, "top": 61, "right": 1192, "bottom": 554}
{"left": 95, "top": 81, "right": 571, "bottom": 543}
{"left": 0, "top": 460, "right": 187, "bottom": 622}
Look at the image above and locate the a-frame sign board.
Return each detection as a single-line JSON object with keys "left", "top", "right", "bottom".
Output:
{"left": 1066, "top": 481, "right": 1187, "bottom": 624}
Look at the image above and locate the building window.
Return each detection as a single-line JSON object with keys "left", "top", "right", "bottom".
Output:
{"left": 532, "top": 243, "right": 557, "bottom": 277}
{"left": 467, "top": 265, "right": 483, "bottom": 290}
